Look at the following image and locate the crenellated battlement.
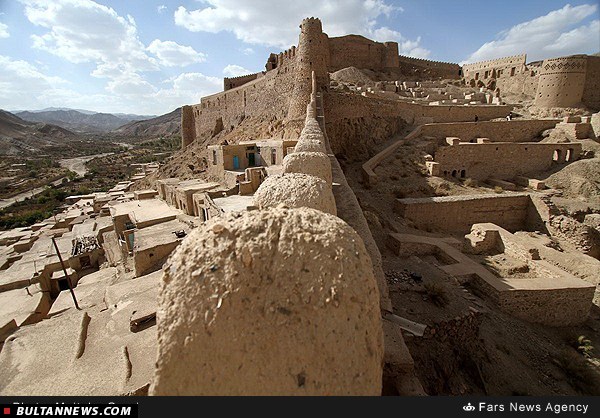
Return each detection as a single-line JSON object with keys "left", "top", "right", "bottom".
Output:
{"left": 224, "top": 72, "right": 264, "bottom": 81}
{"left": 398, "top": 55, "right": 459, "bottom": 67}
{"left": 462, "top": 54, "right": 527, "bottom": 69}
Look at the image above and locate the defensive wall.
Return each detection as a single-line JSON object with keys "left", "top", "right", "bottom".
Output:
{"left": 224, "top": 72, "right": 264, "bottom": 91}
{"left": 327, "top": 35, "right": 399, "bottom": 72}
{"left": 325, "top": 92, "right": 511, "bottom": 158}
{"left": 418, "top": 119, "right": 560, "bottom": 142}
{"left": 181, "top": 17, "right": 468, "bottom": 151}
{"left": 462, "top": 54, "right": 527, "bottom": 80}
{"left": 155, "top": 71, "right": 423, "bottom": 395}
{"left": 395, "top": 193, "right": 533, "bottom": 234}
{"left": 462, "top": 53, "right": 599, "bottom": 110}
{"left": 535, "top": 55, "right": 600, "bottom": 109}
{"left": 429, "top": 142, "right": 582, "bottom": 180}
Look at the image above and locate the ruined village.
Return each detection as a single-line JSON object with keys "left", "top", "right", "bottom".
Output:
{"left": 1, "top": 16, "right": 600, "bottom": 396}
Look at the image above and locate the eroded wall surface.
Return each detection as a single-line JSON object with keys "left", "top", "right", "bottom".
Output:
{"left": 395, "top": 194, "right": 532, "bottom": 233}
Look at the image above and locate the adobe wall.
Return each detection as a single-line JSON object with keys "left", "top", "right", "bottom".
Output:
{"left": 323, "top": 92, "right": 412, "bottom": 157}
{"left": 419, "top": 119, "right": 560, "bottom": 143}
{"left": 395, "top": 193, "right": 532, "bottom": 233}
{"left": 324, "top": 91, "right": 511, "bottom": 158}
{"left": 496, "top": 65, "right": 540, "bottom": 97}
{"left": 180, "top": 106, "right": 196, "bottom": 150}
{"left": 413, "top": 103, "right": 512, "bottom": 123}
{"left": 191, "top": 65, "right": 297, "bottom": 144}
{"left": 224, "top": 72, "right": 263, "bottom": 91}
{"left": 432, "top": 142, "right": 582, "bottom": 180}
{"left": 534, "top": 55, "right": 587, "bottom": 108}
{"left": 397, "top": 55, "right": 460, "bottom": 79}
{"left": 462, "top": 54, "right": 538, "bottom": 97}
{"left": 462, "top": 54, "right": 527, "bottom": 80}
{"left": 582, "top": 56, "right": 600, "bottom": 110}
{"left": 327, "top": 35, "right": 399, "bottom": 72}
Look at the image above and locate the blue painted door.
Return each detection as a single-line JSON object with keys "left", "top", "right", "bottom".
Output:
{"left": 233, "top": 155, "right": 239, "bottom": 169}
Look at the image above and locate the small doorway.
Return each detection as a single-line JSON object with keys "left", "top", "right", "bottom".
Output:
{"left": 271, "top": 149, "right": 277, "bottom": 165}
{"left": 233, "top": 155, "right": 240, "bottom": 170}
{"left": 248, "top": 153, "right": 255, "bottom": 167}
{"left": 58, "top": 278, "right": 69, "bottom": 291}
{"left": 80, "top": 255, "right": 91, "bottom": 269}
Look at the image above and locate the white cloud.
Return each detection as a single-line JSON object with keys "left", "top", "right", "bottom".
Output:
{"left": 173, "top": 0, "right": 425, "bottom": 53}
{"left": 0, "top": 22, "right": 9, "bottom": 38}
{"left": 12, "top": 1, "right": 220, "bottom": 114}
{"left": 0, "top": 55, "right": 67, "bottom": 109}
{"left": 147, "top": 39, "right": 207, "bottom": 67}
{"left": 23, "top": 0, "right": 156, "bottom": 74}
{"left": 241, "top": 47, "right": 255, "bottom": 55}
{"left": 157, "top": 5, "right": 167, "bottom": 14}
{"left": 463, "top": 3, "right": 600, "bottom": 63}
{"left": 223, "top": 64, "right": 252, "bottom": 77}
{"left": 544, "top": 19, "right": 600, "bottom": 53}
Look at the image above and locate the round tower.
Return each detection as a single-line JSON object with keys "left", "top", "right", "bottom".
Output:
{"left": 534, "top": 55, "right": 587, "bottom": 108}
{"left": 288, "top": 17, "right": 330, "bottom": 120}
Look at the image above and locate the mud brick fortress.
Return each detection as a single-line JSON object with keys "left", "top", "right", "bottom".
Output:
{"left": 1, "top": 17, "right": 600, "bottom": 397}
{"left": 462, "top": 53, "right": 600, "bottom": 109}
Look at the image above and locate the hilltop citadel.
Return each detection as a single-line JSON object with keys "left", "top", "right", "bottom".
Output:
{"left": 1, "top": 18, "right": 600, "bottom": 396}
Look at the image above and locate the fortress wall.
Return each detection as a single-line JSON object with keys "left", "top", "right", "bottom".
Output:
{"left": 534, "top": 55, "right": 587, "bottom": 108}
{"left": 324, "top": 92, "right": 511, "bottom": 158}
{"left": 327, "top": 35, "right": 398, "bottom": 72}
{"left": 395, "top": 194, "right": 532, "bottom": 233}
{"left": 419, "top": 119, "right": 560, "bottom": 142}
{"left": 582, "top": 56, "right": 600, "bottom": 110}
{"left": 413, "top": 103, "right": 512, "bottom": 123}
{"left": 323, "top": 93, "right": 412, "bottom": 157}
{"left": 495, "top": 70, "right": 540, "bottom": 96}
{"left": 462, "top": 54, "right": 527, "bottom": 80}
{"left": 397, "top": 55, "right": 460, "bottom": 79}
{"left": 191, "top": 64, "right": 298, "bottom": 142}
{"left": 224, "top": 72, "right": 263, "bottom": 91}
{"left": 432, "top": 142, "right": 582, "bottom": 180}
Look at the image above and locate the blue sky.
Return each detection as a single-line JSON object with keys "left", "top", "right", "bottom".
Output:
{"left": 0, "top": 0, "right": 598, "bottom": 115}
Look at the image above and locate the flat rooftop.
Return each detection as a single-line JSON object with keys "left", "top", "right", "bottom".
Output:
{"left": 213, "top": 194, "right": 254, "bottom": 213}
{"left": 109, "top": 199, "right": 181, "bottom": 224}
{"left": 175, "top": 180, "right": 220, "bottom": 193}
{"left": 133, "top": 219, "right": 190, "bottom": 252}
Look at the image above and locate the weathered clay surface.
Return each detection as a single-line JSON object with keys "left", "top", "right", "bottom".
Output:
{"left": 283, "top": 152, "right": 332, "bottom": 185}
{"left": 253, "top": 173, "right": 336, "bottom": 215}
{"left": 150, "top": 207, "right": 383, "bottom": 395}
{"left": 295, "top": 139, "right": 327, "bottom": 153}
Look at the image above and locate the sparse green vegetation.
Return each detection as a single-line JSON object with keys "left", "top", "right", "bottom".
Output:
{"left": 573, "top": 335, "right": 594, "bottom": 359}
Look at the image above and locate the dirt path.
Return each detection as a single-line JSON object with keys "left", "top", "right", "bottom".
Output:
{"left": 0, "top": 185, "right": 50, "bottom": 209}
{"left": 59, "top": 153, "right": 113, "bottom": 177}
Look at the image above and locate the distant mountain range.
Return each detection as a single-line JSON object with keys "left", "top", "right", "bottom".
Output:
{"left": 14, "top": 108, "right": 156, "bottom": 133}
{"left": 114, "top": 108, "right": 181, "bottom": 137}
{"left": 0, "top": 110, "right": 77, "bottom": 156}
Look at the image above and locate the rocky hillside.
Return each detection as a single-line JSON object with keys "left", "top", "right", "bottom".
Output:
{"left": 16, "top": 109, "right": 153, "bottom": 133}
{"left": 0, "top": 110, "right": 113, "bottom": 157}
{"left": 114, "top": 108, "right": 181, "bottom": 137}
